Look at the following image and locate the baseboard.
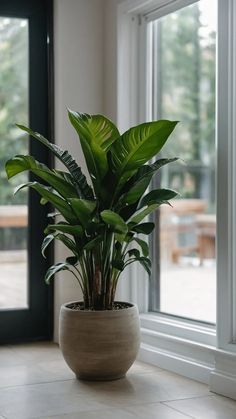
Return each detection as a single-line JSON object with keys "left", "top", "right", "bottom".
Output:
{"left": 210, "top": 371, "right": 236, "bottom": 400}
{"left": 210, "top": 350, "right": 236, "bottom": 400}
{"left": 138, "top": 342, "right": 213, "bottom": 384}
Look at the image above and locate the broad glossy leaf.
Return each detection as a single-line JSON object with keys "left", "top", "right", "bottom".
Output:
{"left": 128, "top": 248, "right": 140, "bottom": 258}
{"left": 112, "top": 258, "right": 124, "bottom": 271}
{"left": 86, "top": 221, "right": 104, "bottom": 234}
{"left": 6, "top": 155, "right": 78, "bottom": 199}
{"left": 131, "top": 222, "right": 155, "bottom": 235}
{"left": 66, "top": 256, "right": 78, "bottom": 265}
{"left": 16, "top": 124, "right": 94, "bottom": 199}
{"left": 68, "top": 110, "right": 120, "bottom": 186}
{"left": 134, "top": 238, "right": 149, "bottom": 257}
{"left": 83, "top": 235, "right": 103, "bottom": 251}
{"left": 45, "top": 262, "right": 74, "bottom": 284}
{"left": 68, "top": 198, "right": 96, "bottom": 227}
{"left": 101, "top": 210, "right": 128, "bottom": 235}
{"left": 41, "top": 234, "right": 55, "bottom": 258}
{"left": 111, "top": 121, "right": 178, "bottom": 182}
{"left": 119, "top": 202, "right": 140, "bottom": 222}
{"left": 129, "top": 204, "right": 159, "bottom": 225}
{"left": 55, "top": 233, "right": 78, "bottom": 255}
{"left": 120, "top": 158, "right": 178, "bottom": 205}
{"left": 45, "top": 223, "right": 83, "bottom": 236}
{"left": 138, "top": 188, "right": 178, "bottom": 209}
{"left": 137, "top": 257, "right": 152, "bottom": 276}
{"left": 15, "top": 181, "right": 77, "bottom": 223}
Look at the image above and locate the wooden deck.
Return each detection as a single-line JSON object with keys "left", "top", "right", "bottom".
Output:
{"left": 0, "top": 205, "right": 28, "bottom": 227}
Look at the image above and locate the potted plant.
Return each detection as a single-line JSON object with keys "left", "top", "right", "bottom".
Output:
{"left": 5, "top": 110, "right": 178, "bottom": 380}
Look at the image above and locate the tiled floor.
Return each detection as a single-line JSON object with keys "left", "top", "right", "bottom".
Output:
{"left": 0, "top": 343, "right": 236, "bottom": 418}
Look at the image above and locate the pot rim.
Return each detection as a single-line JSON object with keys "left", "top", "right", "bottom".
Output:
{"left": 61, "top": 301, "right": 137, "bottom": 313}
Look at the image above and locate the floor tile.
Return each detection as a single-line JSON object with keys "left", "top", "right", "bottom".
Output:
{"left": 0, "top": 342, "right": 235, "bottom": 419}
{"left": 0, "top": 361, "right": 74, "bottom": 389}
{"left": 0, "top": 380, "right": 107, "bottom": 419}
{"left": 125, "top": 402, "right": 191, "bottom": 418}
{"left": 0, "top": 343, "right": 74, "bottom": 389}
{"left": 164, "top": 395, "right": 236, "bottom": 418}
{"left": 127, "top": 360, "right": 164, "bottom": 375}
{"left": 8, "top": 342, "right": 62, "bottom": 364}
{"left": 0, "top": 345, "right": 26, "bottom": 367}
{"left": 37, "top": 408, "right": 137, "bottom": 419}
{"left": 0, "top": 343, "right": 62, "bottom": 370}
{"left": 72, "top": 370, "right": 209, "bottom": 408}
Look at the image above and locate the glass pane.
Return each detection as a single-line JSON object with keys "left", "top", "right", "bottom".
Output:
{"left": 151, "top": 0, "right": 217, "bottom": 322}
{"left": 0, "top": 17, "right": 29, "bottom": 309}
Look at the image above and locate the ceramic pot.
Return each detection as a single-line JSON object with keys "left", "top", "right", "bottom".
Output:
{"left": 59, "top": 301, "right": 140, "bottom": 381}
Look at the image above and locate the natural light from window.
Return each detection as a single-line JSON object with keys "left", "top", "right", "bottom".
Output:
{"left": 149, "top": 0, "right": 217, "bottom": 323}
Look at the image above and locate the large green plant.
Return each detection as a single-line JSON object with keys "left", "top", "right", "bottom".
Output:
{"left": 5, "top": 111, "right": 178, "bottom": 310}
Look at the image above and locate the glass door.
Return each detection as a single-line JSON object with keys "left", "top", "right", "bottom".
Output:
{"left": 0, "top": 16, "right": 29, "bottom": 310}
{"left": 149, "top": 0, "right": 217, "bottom": 323}
{"left": 0, "top": 0, "right": 53, "bottom": 342}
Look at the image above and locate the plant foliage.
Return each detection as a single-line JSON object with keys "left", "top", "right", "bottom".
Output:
{"left": 5, "top": 111, "right": 178, "bottom": 310}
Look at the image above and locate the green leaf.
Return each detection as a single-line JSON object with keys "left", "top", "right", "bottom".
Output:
{"left": 120, "top": 158, "right": 178, "bottom": 205}
{"left": 131, "top": 222, "right": 155, "bottom": 235}
{"left": 45, "top": 262, "right": 74, "bottom": 284}
{"left": 101, "top": 210, "right": 128, "bottom": 235}
{"left": 110, "top": 121, "right": 178, "bottom": 183}
{"left": 45, "top": 223, "right": 83, "bottom": 236}
{"left": 66, "top": 256, "right": 78, "bottom": 265}
{"left": 16, "top": 124, "right": 94, "bottom": 199}
{"left": 112, "top": 258, "right": 125, "bottom": 271}
{"left": 138, "top": 188, "right": 178, "bottom": 209}
{"left": 137, "top": 257, "right": 152, "bottom": 276}
{"left": 68, "top": 198, "right": 96, "bottom": 227}
{"left": 128, "top": 248, "right": 140, "bottom": 258}
{"left": 83, "top": 235, "right": 103, "bottom": 251}
{"left": 5, "top": 155, "right": 78, "bottom": 200}
{"left": 41, "top": 234, "right": 55, "bottom": 258}
{"left": 55, "top": 233, "right": 78, "bottom": 255}
{"left": 14, "top": 181, "right": 77, "bottom": 223}
{"left": 129, "top": 204, "right": 159, "bottom": 225}
{"left": 86, "top": 221, "right": 104, "bottom": 234}
{"left": 134, "top": 238, "right": 149, "bottom": 257}
{"left": 68, "top": 110, "right": 120, "bottom": 188}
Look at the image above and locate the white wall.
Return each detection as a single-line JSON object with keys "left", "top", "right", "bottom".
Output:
{"left": 104, "top": 0, "right": 120, "bottom": 121}
{"left": 54, "top": 0, "right": 105, "bottom": 340}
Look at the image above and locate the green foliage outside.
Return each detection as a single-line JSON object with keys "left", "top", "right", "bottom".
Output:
{"left": 0, "top": 18, "right": 28, "bottom": 205}
{"left": 0, "top": 18, "right": 28, "bottom": 250}
{"left": 156, "top": 3, "right": 216, "bottom": 208}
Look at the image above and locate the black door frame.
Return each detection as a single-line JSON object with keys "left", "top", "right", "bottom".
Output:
{"left": 0, "top": 0, "right": 54, "bottom": 343}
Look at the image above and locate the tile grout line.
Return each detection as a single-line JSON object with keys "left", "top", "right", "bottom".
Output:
{"left": 160, "top": 393, "right": 213, "bottom": 404}
{"left": 161, "top": 402, "right": 196, "bottom": 419}
{"left": 0, "top": 377, "right": 76, "bottom": 391}
{"left": 123, "top": 403, "right": 193, "bottom": 419}
{"left": 161, "top": 394, "right": 217, "bottom": 419}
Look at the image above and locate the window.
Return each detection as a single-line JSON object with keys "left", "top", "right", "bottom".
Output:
{"left": 118, "top": 0, "right": 236, "bottom": 393}
{"left": 0, "top": 17, "right": 29, "bottom": 309}
{"left": 148, "top": 0, "right": 217, "bottom": 323}
{"left": 0, "top": 0, "right": 53, "bottom": 343}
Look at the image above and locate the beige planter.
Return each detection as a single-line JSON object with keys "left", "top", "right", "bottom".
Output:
{"left": 59, "top": 301, "right": 140, "bottom": 381}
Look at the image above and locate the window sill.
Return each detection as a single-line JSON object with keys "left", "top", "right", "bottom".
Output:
{"left": 140, "top": 312, "right": 216, "bottom": 346}
{"left": 138, "top": 312, "right": 216, "bottom": 384}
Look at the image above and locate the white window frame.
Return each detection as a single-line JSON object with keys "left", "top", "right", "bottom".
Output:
{"left": 117, "top": 0, "right": 236, "bottom": 398}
